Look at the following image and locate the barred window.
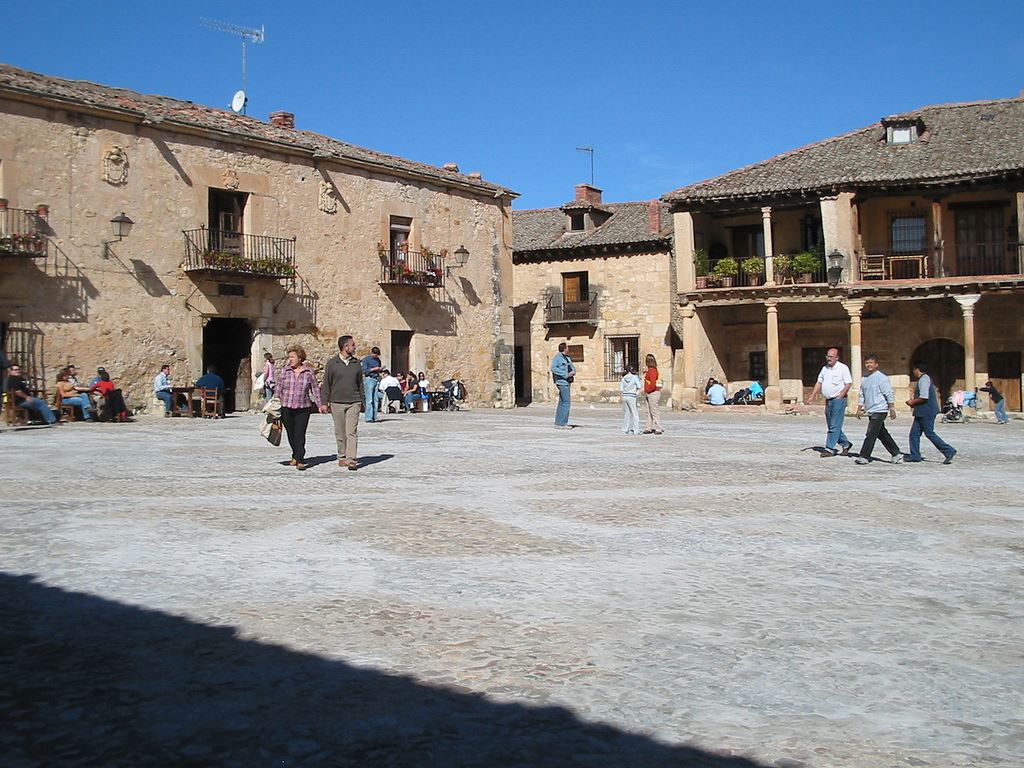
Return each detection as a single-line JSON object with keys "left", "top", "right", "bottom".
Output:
{"left": 605, "top": 335, "right": 639, "bottom": 380}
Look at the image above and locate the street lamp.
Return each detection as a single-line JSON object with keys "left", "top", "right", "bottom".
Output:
{"left": 827, "top": 249, "right": 843, "bottom": 287}
{"left": 451, "top": 245, "right": 469, "bottom": 269}
{"left": 103, "top": 212, "right": 134, "bottom": 257}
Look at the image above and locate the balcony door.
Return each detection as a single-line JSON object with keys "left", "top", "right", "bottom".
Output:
{"left": 208, "top": 189, "right": 248, "bottom": 255}
{"left": 561, "top": 271, "right": 589, "bottom": 321}
{"left": 955, "top": 206, "right": 1007, "bottom": 276}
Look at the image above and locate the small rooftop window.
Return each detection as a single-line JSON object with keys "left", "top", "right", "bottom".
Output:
{"left": 882, "top": 116, "right": 924, "bottom": 146}
{"left": 569, "top": 213, "right": 585, "bottom": 232}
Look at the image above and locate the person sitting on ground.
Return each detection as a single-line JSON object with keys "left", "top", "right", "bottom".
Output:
{"left": 6, "top": 363, "right": 57, "bottom": 425}
{"left": 56, "top": 370, "right": 94, "bottom": 422}
{"left": 378, "top": 369, "right": 403, "bottom": 413}
{"left": 153, "top": 364, "right": 173, "bottom": 417}
{"left": 90, "top": 370, "right": 130, "bottom": 422}
{"left": 403, "top": 373, "right": 421, "bottom": 412}
{"left": 706, "top": 378, "right": 728, "bottom": 406}
{"left": 195, "top": 365, "right": 226, "bottom": 417}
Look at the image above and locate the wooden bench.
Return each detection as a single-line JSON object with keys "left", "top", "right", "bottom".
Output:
{"left": 4, "top": 395, "right": 30, "bottom": 426}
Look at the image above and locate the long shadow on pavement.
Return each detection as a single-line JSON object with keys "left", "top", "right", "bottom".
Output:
{"left": 1, "top": 573, "right": 765, "bottom": 767}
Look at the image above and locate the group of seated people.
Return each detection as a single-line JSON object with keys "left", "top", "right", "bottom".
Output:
{"left": 377, "top": 370, "right": 466, "bottom": 413}
{"left": 5, "top": 362, "right": 130, "bottom": 424}
{"left": 704, "top": 377, "right": 765, "bottom": 406}
{"left": 153, "top": 363, "right": 226, "bottom": 417}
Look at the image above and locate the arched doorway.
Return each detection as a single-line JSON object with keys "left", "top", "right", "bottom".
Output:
{"left": 910, "top": 339, "right": 964, "bottom": 404}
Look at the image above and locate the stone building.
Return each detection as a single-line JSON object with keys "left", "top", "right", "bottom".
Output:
{"left": 512, "top": 185, "right": 674, "bottom": 404}
{"left": 664, "top": 96, "right": 1024, "bottom": 413}
{"left": 0, "top": 64, "right": 517, "bottom": 411}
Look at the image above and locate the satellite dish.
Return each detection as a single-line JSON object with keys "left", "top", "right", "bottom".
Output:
{"left": 231, "top": 90, "right": 247, "bottom": 113}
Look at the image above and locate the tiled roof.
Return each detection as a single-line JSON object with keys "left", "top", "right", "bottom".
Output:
{"left": 513, "top": 201, "right": 671, "bottom": 255}
{"left": 663, "top": 96, "right": 1024, "bottom": 205}
{"left": 559, "top": 199, "right": 611, "bottom": 214}
{"left": 0, "top": 63, "right": 515, "bottom": 197}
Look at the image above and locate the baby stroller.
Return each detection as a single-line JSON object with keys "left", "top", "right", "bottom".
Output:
{"left": 941, "top": 389, "right": 977, "bottom": 423}
{"left": 442, "top": 378, "right": 466, "bottom": 411}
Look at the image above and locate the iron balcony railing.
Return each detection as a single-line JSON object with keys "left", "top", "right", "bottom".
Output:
{"left": 378, "top": 248, "right": 445, "bottom": 288}
{"left": 954, "top": 242, "right": 1022, "bottom": 277}
{"left": 697, "top": 255, "right": 826, "bottom": 288}
{"left": 544, "top": 290, "right": 599, "bottom": 324}
{"left": 182, "top": 226, "right": 296, "bottom": 278}
{"left": 0, "top": 206, "right": 49, "bottom": 259}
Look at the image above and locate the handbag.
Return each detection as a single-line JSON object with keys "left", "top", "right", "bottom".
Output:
{"left": 260, "top": 414, "right": 282, "bottom": 446}
{"left": 254, "top": 372, "right": 265, "bottom": 390}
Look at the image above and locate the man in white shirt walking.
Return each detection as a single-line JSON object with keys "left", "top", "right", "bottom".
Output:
{"left": 808, "top": 347, "right": 854, "bottom": 457}
{"left": 854, "top": 354, "right": 903, "bottom": 464}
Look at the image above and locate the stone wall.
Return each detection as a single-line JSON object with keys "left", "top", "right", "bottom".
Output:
{"left": 0, "top": 97, "right": 515, "bottom": 409}
{"left": 512, "top": 249, "right": 675, "bottom": 403}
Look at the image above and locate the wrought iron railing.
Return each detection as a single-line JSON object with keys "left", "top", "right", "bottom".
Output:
{"left": 544, "top": 290, "right": 599, "bottom": 323}
{"left": 954, "top": 242, "right": 1021, "bottom": 277}
{"left": 0, "top": 207, "right": 48, "bottom": 259}
{"left": 696, "top": 255, "right": 826, "bottom": 288}
{"left": 378, "top": 248, "right": 445, "bottom": 288}
{"left": 182, "top": 227, "right": 296, "bottom": 278}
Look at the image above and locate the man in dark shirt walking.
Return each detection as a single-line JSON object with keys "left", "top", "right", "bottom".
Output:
{"left": 322, "top": 335, "right": 364, "bottom": 470}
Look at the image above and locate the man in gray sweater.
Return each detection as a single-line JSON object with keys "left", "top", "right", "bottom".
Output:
{"left": 854, "top": 354, "right": 903, "bottom": 465}
{"left": 321, "top": 335, "right": 364, "bottom": 470}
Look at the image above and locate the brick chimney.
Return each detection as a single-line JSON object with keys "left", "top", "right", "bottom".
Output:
{"left": 269, "top": 111, "right": 295, "bottom": 129}
{"left": 574, "top": 184, "right": 602, "bottom": 205}
{"left": 648, "top": 200, "right": 662, "bottom": 234}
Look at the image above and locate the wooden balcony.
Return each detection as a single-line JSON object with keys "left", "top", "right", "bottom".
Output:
{"left": 0, "top": 207, "right": 49, "bottom": 259}
{"left": 544, "top": 291, "right": 599, "bottom": 324}
{"left": 857, "top": 244, "right": 1022, "bottom": 281}
{"left": 182, "top": 227, "right": 296, "bottom": 279}
{"left": 378, "top": 248, "right": 445, "bottom": 288}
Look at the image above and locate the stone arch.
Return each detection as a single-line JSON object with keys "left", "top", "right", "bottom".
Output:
{"left": 910, "top": 338, "right": 964, "bottom": 404}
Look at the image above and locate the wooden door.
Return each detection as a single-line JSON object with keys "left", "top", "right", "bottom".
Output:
{"left": 391, "top": 330, "right": 412, "bottom": 375}
{"left": 988, "top": 351, "right": 1022, "bottom": 411}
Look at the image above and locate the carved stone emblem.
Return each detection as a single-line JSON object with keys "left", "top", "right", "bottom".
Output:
{"left": 222, "top": 169, "right": 240, "bottom": 190}
{"left": 318, "top": 180, "right": 338, "bottom": 214}
{"left": 102, "top": 146, "right": 129, "bottom": 185}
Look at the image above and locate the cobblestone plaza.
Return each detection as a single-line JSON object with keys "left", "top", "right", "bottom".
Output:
{"left": 2, "top": 407, "right": 1021, "bottom": 767}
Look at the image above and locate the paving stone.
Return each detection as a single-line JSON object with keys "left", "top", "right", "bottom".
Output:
{"left": 1, "top": 406, "right": 1021, "bottom": 767}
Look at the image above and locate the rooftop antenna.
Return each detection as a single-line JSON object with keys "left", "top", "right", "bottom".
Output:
{"left": 200, "top": 18, "right": 265, "bottom": 114}
{"left": 576, "top": 145, "right": 595, "bottom": 186}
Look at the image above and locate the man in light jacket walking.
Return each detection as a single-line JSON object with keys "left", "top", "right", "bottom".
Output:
{"left": 322, "top": 335, "right": 364, "bottom": 470}
{"left": 550, "top": 342, "right": 576, "bottom": 429}
{"left": 854, "top": 354, "right": 902, "bottom": 464}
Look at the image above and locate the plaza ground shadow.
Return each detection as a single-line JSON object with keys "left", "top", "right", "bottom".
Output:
{"left": 278, "top": 453, "right": 394, "bottom": 469}
{"left": 1, "top": 573, "right": 766, "bottom": 768}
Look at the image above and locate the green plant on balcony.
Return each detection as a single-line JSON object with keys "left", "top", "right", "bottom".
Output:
{"left": 742, "top": 256, "right": 765, "bottom": 285}
{"left": 772, "top": 254, "right": 793, "bottom": 282}
{"left": 693, "top": 248, "right": 710, "bottom": 288}
{"left": 793, "top": 251, "right": 820, "bottom": 282}
{"left": 712, "top": 257, "right": 738, "bottom": 287}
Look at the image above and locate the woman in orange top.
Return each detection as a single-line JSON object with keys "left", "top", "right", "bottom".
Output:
{"left": 642, "top": 354, "right": 663, "bottom": 434}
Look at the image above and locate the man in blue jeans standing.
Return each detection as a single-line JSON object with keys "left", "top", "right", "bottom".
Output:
{"left": 906, "top": 361, "right": 956, "bottom": 464}
{"left": 550, "top": 342, "right": 576, "bottom": 429}
{"left": 361, "top": 346, "right": 383, "bottom": 423}
{"left": 808, "top": 347, "right": 854, "bottom": 457}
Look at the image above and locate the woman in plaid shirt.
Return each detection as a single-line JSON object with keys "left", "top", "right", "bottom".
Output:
{"left": 277, "top": 344, "right": 325, "bottom": 470}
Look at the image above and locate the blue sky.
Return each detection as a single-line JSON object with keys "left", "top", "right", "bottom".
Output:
{"left": 3, "top": 1, "right": 1021, "bottom": 209}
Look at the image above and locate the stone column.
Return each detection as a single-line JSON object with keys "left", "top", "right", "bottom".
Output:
{"left": 842, "top": 299, "right": 866, "bottom": 398}
{"left": 765, "top": 300, "right": 781, "bottom": 408}
{"left": 673, "top": 211, "right": 697, "bottom": 293}
{"left": 820, "top": 192, "right": 857, "bottom": 280}
{"left": 678, "top": 303, "right": 699, "bottom": 407}
{"left": 931, "top": 199, "right": 944, "bottom": 278}
{"left": 762, "top": 207, "right": 775, "bottom": 286}
{"left": 955, "top": 294, "right": 981, "bottom": 391}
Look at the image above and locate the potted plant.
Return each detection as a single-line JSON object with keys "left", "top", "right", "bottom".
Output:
{"left": 773, "top": 254, "right": 793, "bottom": 283}
{"left": 712, "top": 257, "right": 739, "bottom": 288}
{"left": 742, "top": 256, "right": 765, "bottom": 286}
{"left": 693, "top": 248, "right": 710, "bottom": 289}
{"left": 793, "top": 251, "right": 820, "bottom": 283}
